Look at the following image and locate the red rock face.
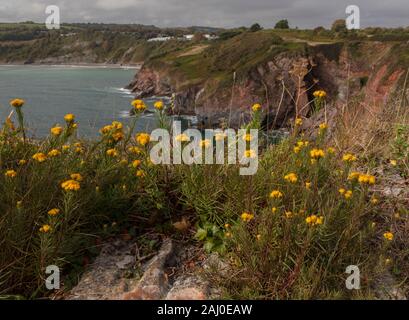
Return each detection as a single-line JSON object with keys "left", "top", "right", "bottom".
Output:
{"left": 129, "top": 42, "right": 407, "bottom": 129}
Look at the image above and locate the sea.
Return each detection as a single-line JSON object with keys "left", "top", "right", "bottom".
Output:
{"left": 0, "top": 65, "right": 194, "bottom": 138}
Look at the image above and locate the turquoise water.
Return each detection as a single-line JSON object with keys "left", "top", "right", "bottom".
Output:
{"left": 0, "top": 65, "right": 163, "bottom": 138}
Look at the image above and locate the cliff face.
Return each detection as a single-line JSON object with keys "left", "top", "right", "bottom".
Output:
{"left": 128, "top": 39, "right": 408, "bottom": 129}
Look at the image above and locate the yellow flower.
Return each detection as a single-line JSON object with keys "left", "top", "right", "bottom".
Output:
{"left": 358, "top": 174, "right": 376, "bottom": 185}
{"left": 111, "top": 121, "right": 123, "bottom": 130}
{"left": 112, "top": 131, "right": 124, "bottom": 142}
{"left": 305, "top": 182, "right": 311, "bottom": 189}
{"left": 224, "top": 223, "right": 231, "bottom": 229}
{"left": 61, "top": 179, "right": 81, "bottom": 191}
{"left": 389, "top": 159, "right": 397, "bottom": 167}
{"left": 252, "top": 103, "right": 261, "bottom": 112}
{"left": 383, "top": 232, "right": 394, "bottom": 241}
{"left": 310, "top": 148, "right": 325, "bottom": 159}
{"left": 284, "top": 172, "right": 298, "bottom": 183}
{"left": 241, "top": 212, "right": 254, "bottom": 222}
{"left": 297, "top": 140, "right": 309, "bottom": 147}
{"left": 70, "top": 173, "right": 83, "bottom": 182}
{"left": 319, "top": 123, "right": 328, "bottom": 131}
{"left": 342, "top": 153, "right": 357, "bottom": 163}
{"left": 106, "top": 149, "right": 118, "bottom": 157}
{"left": 32, "top": 153, "right": 47, "bottom": 163}
{"left": 348, "top": 171, "right": 361, "bottom": 181}
{"left": 242, "top": 133, "right": 253, "bottom": 142}
{"left": 272, "top": 207, "right": 278, "bottom": 213}
{"left": 136, "top": 133, "right": 150, "bottom": 146}
{"left": 344, "top": 190, "right": 353, "bottom": 200}
{"left": 62, "top": 145, "right": 70, "bottom": 151}
{"left": 285, "top": 211, "right": 293, "bottom": 219}
{"left": 270, "top": 190, "right": 283, "bottom": 198}
{"left": 39, "top": 224, "right": 52, "bottom": 233}
{"left": 10, "top": 98, "right": 25, "bottom": 108}
{"left": 5, "top": 170, "right": 17, "bottom": 178}
{"left": 18, "top": 159, "right": 27, "bottom": 166}
{"left": 215, "top": 132, "right": 227, "bottom": 141}
{"left": 200, "top": 139, "right": 211, "bottom": 148}
{"left": 225, "top": 232, "right": 232, "bottom": 238}
{"left": 64, "top": 114, "right": 75, "bottom": 123}
{"left": 306, "top": 215, "right": 324, "bottom": 226}
{"left": 128, "top": 146, "right": 143, "bottom": 155}
{"left": 244, "top": 149, "right": 257, "bottom": 158}
{"left": 371, "top": 197, "right": 379, "bottom": 205}
{"left": 154, "top": 101, "right": 164, "bottom": 110}
{"left": 295, "top": 118, "right": 303, "bottom": 126}
{"left": 293, "top": 146, "right": 301, "bottom": 154}
{"left": 256, "top": 234, "right": 262, "bottom": 241}
{"left": 175, "top": 133, "right": 190, "bottom": 142}
{"left": 51, "top": 126, "right": 63, "bottom": 136}
{"left": 339, "top": 188, "right": 346, "bottom": 195}
{"left": 313, "top": 90, "right": 327, "bottom": 98}
{"left": 48, "top": 149, "right": 61, "bottom": 157}
{"left": 132, "top": 160, "right": 142, "bottom": 168}
{"left": 136, "top": 170, "right": 145, "bottom": 177}
{"left": 48, "top": 208, "right": 60, "bottom": 216}
{"left": 75, "top": 147, "right": 84, "bottom": 154}
{"left": 132, "top": 99, "right": 146, "bottom": 112}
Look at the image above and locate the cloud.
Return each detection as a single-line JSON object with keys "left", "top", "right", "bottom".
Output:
{"left": 0, "top": 0, "right": 407, "bottom": 28}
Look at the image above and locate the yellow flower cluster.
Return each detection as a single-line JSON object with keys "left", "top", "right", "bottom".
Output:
{"left": 48, "top": 149, "right": 61, "bottom": 157}
{"left": 175, "top": 133, "right": 190, "bottom": 142}
{"left": 241, "top": 212, "right": 254, "bottom": 222}
{"left": 64, "top": 113, "right": 75, "bottom": 123}
{"left": 319, "top": 123, "right": 328, "bottom": 131}
{"left": 294, "top": 140, "right": 309, "bottom": 153}
{"left": 70, "top": 173, "right": 83, "bottom": 182}
{"left": 39, "top": 224, "right": 51, "bottom": 233}
{"left": 136, "top": 133, "right": 150, "bottom": 146}
{"left": 270, "top": 190, "right": 283, "bottom": 198}
{"left": 132, "top": 99, "right": 146, "bottom": 112}
{"left": 343, "top": 153, "right": 357, "bottom": 163}
{"left": 51, "top": 126, "right": 63, "bottom": 136}
{"left": 32, "top": 152, "right": 47, "bottom": 163}
{"left": 284, "top": 172, "right": 298, "bottom": 183}
{"left": 383, "top": 232, "right": 394, "bottom": 241}
{"left": 339, "top": 188, "right": 353, "bottom": 199}
{"left": 132, "top": 160, "right": 142, "bottom": 168}
{"left": 100, "top": 121, "right": 124, "bottom": 143}
{"left": 200, "top": 139, "right": 211, "bottom": 148}
{"left": 313, "top": 90, "right": 327, "bottom": 98}
{"left": 305, "top": 215, "right": 324, "bottom": 226}
{"left": 244, "top": 149, "right": 257, "bottom": 158}
{"left": 61, "top": 179, "right": 81, "bottom": 191}
{"left": 295, "top": 118, "right": 303, "bottom": 126}
{"left": 252, "top": 103, "right": 261, "bottom": 112}
{"left": 10, "top": 98, "right": 25, "bottom": 108}
{"left": 106, "top": 148, "right": 119, "bottom": 157}
{"left": 128, "top": 146, "right": 142, "bottom": 155}
{"left": 48, "top": 208, "right": 60, "bottom": 216}
{"left": 310, "top": 148, "right": 325, "bottom": 159}
{"left": 154, "top": 101, "right": 164, "bottom": 110}
{"left": 348, "top": 172, "right": 376, "bottom": 185}
{"left": 5, "top": 170, "right": 17, "bottom": 178}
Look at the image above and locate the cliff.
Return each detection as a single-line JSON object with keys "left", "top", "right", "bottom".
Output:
{"left": 128, "top": 31, "right": 409, "bottom": 129}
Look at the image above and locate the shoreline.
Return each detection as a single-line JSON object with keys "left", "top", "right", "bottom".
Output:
{"left": 0, "top": 62, "right": 142, "bottom": 69}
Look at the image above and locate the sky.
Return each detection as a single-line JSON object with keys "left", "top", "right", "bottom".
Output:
{"left": 0, "top": 0, "right": 408, "bottom": 29}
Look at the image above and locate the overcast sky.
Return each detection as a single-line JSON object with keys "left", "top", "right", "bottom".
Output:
{"left": 0, "top": 0, "right": 408, "bottom": 28}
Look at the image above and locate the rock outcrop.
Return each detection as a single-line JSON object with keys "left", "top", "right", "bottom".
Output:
{"left": 128, "top": 41, "right": 408, "bottom": 129}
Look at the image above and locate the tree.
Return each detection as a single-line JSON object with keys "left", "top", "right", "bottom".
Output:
{"left": 250, "top": 23, "right": 262, "bottom": 32}
{"left": 331, "top": 19, "right": 347, "bottom": 33}
{"left": 274, "top": 19, "right": 289, "bottom": 29}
